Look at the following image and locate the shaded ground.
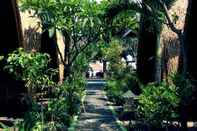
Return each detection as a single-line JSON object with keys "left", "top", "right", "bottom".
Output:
{"left": 76, "top": 80, "right": 121, "bottom": 131}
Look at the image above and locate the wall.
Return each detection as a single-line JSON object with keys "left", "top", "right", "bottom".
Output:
{"left": 20, "top": 10, "right": 42, "bottom": 51}
{"left": 20, "top": 10, "right": 65, "bottom": 82}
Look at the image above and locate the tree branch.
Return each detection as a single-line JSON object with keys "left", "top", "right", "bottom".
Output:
{"left": 69, "top": 41, "right": 90, "bottom": 67}
{"left": 159, "top": 0, "right": 182, "bottom": 35}
{"left": 56, "top": 41, "right": 67, "bottom": 66}
{"left": 159, "top": 0, "right": 187, "bottom": 76}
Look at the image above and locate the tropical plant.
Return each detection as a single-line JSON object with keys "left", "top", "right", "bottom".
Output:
{"left": 1, "top": 48, "right": 84, "bottom": 130}
{"left": 105, "top": 68, "right": 139, "bottom": 104}
{"left": 3, "top": 48, "right": 57, "bottom": 97}
{"left": 102, "top": 39, "right": 140, "bottom": 104}
{"left": 105, "top": 80, "right": 125, "bottom": 105}
{"left": 13, "top": 97, "right": 70, "bottom": 131}
{"left": 137, "top": 82, "right": 180, "bottom": 127}
{"left": 101, "top": 39, "right": 125, "bottom": 77}
{"left": 104, "top": 0, "right": 178, "bottom": 84}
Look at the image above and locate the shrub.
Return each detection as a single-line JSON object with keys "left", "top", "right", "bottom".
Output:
{"left": 3, "top": 48, "right": 57, "bottom": 97}
{"left": 1, "top": 48, "right": 85, "bottom": 130}
{"left": 171, "top": 74, "right": 194, "bottom": 104}
{"left": 101, "top": 39, "right": 125, "bottom": 78}
{"left": 105, "top": 68, "right": 140, "bottom": 105}
{"left": 60, "top": 75, "right": 86, "bottom": 116}
{"left": 137, "top": 82, "right": 180, "bottom": 127}
{"left": 14, "top": 99, "right": 69, "bottom": 131}
{"left": 105, "top": 80, "right": 125, "bottom": 105}
{"left": 103, "top": 39, "right": 140, "bottom": 105}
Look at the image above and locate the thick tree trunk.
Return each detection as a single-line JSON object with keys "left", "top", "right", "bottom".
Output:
{"left": 137, "top": 15, "right": 159, "bottom": 84}
{"left": 184, "top": 0, "right": 196, "bottom": 81}
{"left": 180, "top": 0, "right": 196, "bottom": 129}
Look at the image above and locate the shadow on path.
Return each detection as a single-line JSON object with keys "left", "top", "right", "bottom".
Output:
{"left": 76, "top": 80, "right": 121, "bottom": 131}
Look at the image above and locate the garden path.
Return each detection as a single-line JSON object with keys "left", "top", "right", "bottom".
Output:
{"left": 76, "top": 79, "right": 121, "bottom": 131}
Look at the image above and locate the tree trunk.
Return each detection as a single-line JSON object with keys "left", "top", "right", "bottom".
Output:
{"left": 155, "top": 34, "right": 162, "bottom": 83}
{"left": 62, "top": 30, "right": 71, "bottom": 79}
{"left": 137, "top": 14, "right": 159, "bottom": 84}
{"left": 184, "top": 0, "right": 196, "bottom": 81}
{"left": 103, "top": 60, "right": 107, "bottom": 78}
{"left": 179, "top": 0, "right": 196, "bottom": 129}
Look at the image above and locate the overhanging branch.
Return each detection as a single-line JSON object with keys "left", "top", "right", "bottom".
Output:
{"left": 159, "top": 0, "right": 182, "bottom": 35}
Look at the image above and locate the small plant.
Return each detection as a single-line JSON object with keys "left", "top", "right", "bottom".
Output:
{"left": 137, "top": 82, "right": 180, "bottom": 128}
{"left": 63, "top": 73, "right": 86, "bottom": 116}
{"left": 171, "top": 74, "right": 194, "bottom": 105}
{"left": 12, "top": 99, "right": 69, "bottom": 131}
{"left": 8, "top": 81, "right": 82, "bottom": 131}
{"left": 105, "top": 80, "right": 125, "bottom": 105}
{"left": 15, "top": 78, "right": 84, "bottom": 131}
{"left": 4, "top": 48, "right": 57, "bottom": 97}
{"left": 101, "top": 39, "right": 125, "bottom": 78}
{"left": 105, "top": 68, "right": 139, "bottom": 105}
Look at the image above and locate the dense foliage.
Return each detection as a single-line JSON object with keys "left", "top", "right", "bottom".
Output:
{"left": 102, "top": 39, "right": 139, "bottom": 105}
{"left": 4, "top": 48, "right": 56, "bottom": 97}
{"left": 1, "top": 49, "right": 86, "bottom": 130}
{"left": 1, "top": 0, "right": 195, "bottom": 130}
{"left": 20, "top": 0, "right": 106, "bottom": 74}
{"left": 137, "top": 82, "right": 180, "bottom": 127}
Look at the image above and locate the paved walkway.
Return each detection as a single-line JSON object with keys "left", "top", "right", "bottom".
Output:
{"left": 76, "top": 80, "right": 121, "bottom": 131}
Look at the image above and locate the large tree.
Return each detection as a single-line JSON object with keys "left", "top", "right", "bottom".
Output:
{"left": 138, "top": 0, "right": 177, "bottom": 84}
{"left": 182, "top": 0, "right": 196, "bottom": 129}
{"left": 20, "top": 0, "right": 104, "bottom": 80}
{"left": 184, "top": 0, "right": 196, "bottom": 82}
{"left": 137, "top": 3, "right": 160, "bottom": 84}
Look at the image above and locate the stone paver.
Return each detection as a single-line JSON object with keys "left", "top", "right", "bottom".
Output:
{"left": 76, "top": 80, "right": 121, "bottom": 131}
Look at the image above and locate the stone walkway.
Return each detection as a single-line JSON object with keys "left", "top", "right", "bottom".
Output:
{"left": 76, "top": 80, "right": 121, "bottom": 131}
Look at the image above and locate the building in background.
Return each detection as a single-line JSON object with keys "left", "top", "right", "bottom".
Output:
{"left": 87, "top": 61, "right": 104, "bottom": 78}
